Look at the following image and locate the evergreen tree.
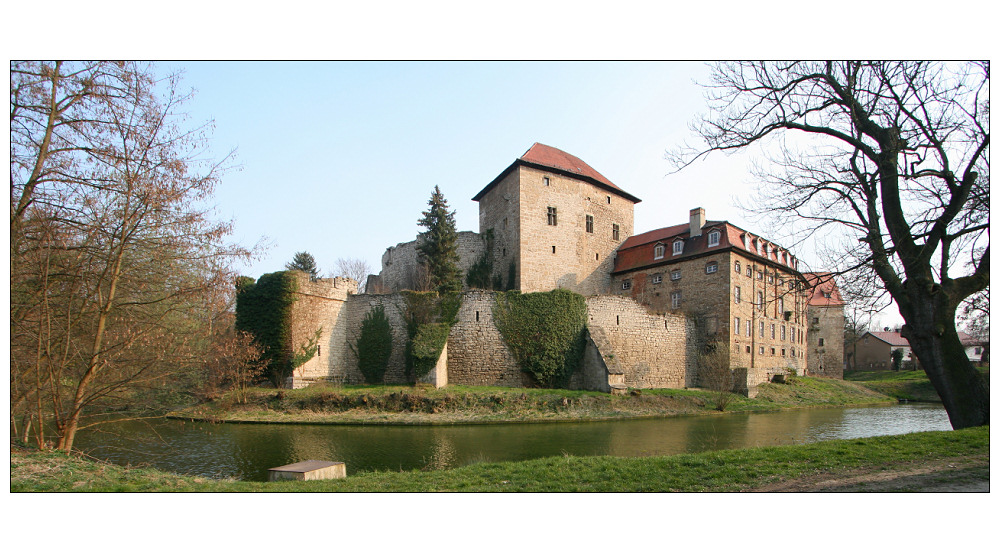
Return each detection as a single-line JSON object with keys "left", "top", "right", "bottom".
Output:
{"left": 416, "top": 186, "right": 462, "bottom": 294}
{"left": 286, "top": 251, "right": 319, "bottom": 280}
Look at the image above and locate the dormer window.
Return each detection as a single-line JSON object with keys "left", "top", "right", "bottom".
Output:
{"left": 708, "top": 230, "right": 720, "bottom": 247}
{"left": 672, "top": 240, "right": 683, "bottom": 256}
{"left": 654, "top": 244, "right": 665, "bottom": 260}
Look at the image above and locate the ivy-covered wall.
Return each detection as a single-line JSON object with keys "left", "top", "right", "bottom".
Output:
{"left": 493, "top": 289, "right": 588, "bottom": 388}
{"left": 235, "top": 271, "right": 300, "bottom": 386}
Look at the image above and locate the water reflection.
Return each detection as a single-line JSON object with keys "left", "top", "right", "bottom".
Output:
{"left": 72, "top": 404, "right": 950, "bottom": 482}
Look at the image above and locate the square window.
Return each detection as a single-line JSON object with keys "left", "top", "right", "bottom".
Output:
{"left": 706, "top": 262, "right": 718, "bottom": 274}
{"left": 547, "top": 206, "right": 557, "bottom": 226}
{"left": 652, "top": 274, "right": 662, "bottom": 284}
{"left": 622, "top": 280, "right": 632, "bottom": 290}
{"left": 670, "top": 269, "right": 681, "bottom": 281}
{"left": 586, "top": 214, "right": 594, "bottom": 233}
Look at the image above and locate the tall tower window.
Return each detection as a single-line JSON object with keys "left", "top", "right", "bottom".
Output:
{"left": 586, "top": 214, "right": 594, "bottom": 233}
{"left": 612, "top": 224, "right": 620, "bottom": 241}
{"left": 547, "top": 206, "right": 557, "bottom": 226}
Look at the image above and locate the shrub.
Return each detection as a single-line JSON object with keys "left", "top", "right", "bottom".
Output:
{"left": 409, "top": 323, "right": 451, "bottom": 378}
{"left": 492, "top": 288, "right": 587, "bottom": 388}
{"left": 402, "top": 291, "right": 460, "bottom": 382}
{"left": 353, "top": 305, "right": 393, "bottom": 384}
{"left": 234, "top": 271, "right": 299, "bottom": 387}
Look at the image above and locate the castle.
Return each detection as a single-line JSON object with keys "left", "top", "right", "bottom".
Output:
{"left": 282, "top": 143, "right": 844, "bottom": 394}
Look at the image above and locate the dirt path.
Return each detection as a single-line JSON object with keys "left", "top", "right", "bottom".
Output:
{"left": 749, "top": 458, "right": 989, "bottom": 492}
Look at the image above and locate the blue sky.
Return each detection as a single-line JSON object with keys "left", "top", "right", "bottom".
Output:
{"left": 161, "top": 61, "right": 777, "bottom": 276}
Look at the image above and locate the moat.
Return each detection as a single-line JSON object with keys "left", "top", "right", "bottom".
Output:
{"left": 73, "top": 403, "right": 949, "bottom": 482}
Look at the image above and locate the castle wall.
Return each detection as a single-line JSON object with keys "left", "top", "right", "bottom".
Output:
{"left": 377, "top": 231, "right": 486, "bottom": 292}
{"left": 513, "top": 166, "right": 634, "bottom": 295}
{"left": 808, "top": 305, "right": 845, "bottom": 378}
{"left": 477, "top": 169, "right": 522, "bottom": 290}
{"left": 287, "top": 274, "right": 357, "bottom": 385}
{"left": 584, "top": 295, "right": 697, "bottom": 389}
{"left": 445, "top": 290, "right": 529, "bottom": 387}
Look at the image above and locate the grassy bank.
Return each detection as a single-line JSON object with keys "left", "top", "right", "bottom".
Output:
{"left": 845, "top": 370, "right": 943, "bottom": 401}
{"left": 169, "top": 376, "right": 894, "bottom": 425}
{"left": 845, "top": 367, "right": 989, "bottom": 402}
{"left": 11, "top": 426, "right": 988, "bottom": 492}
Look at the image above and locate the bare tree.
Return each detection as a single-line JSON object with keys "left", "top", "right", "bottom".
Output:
{"left": 334, "top": 257, "right": 372, "bottom": 293}
{"left": 10, "top": 61, "right": 250, "bottom": 451}
{"left": 671, "top": 61, "right": 988, "bottom": 428}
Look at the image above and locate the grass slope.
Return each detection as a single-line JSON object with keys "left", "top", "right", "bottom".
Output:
{"left": 11, "top": 426, "right": 988, "bottom": 492}
{"left": 171, "top": 376, "right": 894, "bottom": 425}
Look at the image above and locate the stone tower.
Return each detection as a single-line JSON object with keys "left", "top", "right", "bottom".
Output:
{"left": 472, "top": 143, "right": 640, "bottom": 295}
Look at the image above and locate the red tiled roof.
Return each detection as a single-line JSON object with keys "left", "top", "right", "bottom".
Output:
{"left": 866, "top": 331, "right": 910, "bottom": 347}
{"left": 802, "top": 272, "right": 846, "bottom": 307}
{"left": 473, "top": 143, "right": 640, "bottom": 203}
{"left": 612, "top": 218, "right": 802, "bottom": 275}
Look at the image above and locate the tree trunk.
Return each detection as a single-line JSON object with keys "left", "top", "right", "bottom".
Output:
{"left": 899, "top": 288, "right": 990, "bottom": 429}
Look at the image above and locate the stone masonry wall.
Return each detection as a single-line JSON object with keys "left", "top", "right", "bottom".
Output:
{"left": 287, "top": 273, "right": 357, "bottom": 386}
{"left": 477, "top": 169, "right": 522, "bottom": 290}
{"left": 515, "top": 166, "right": 635, "bottom": 296}
{"left": 376, "top": 231, "right": 486, "bottom": 292}
{"left": 445, "top": 290, "right": 529, "bottom": 387}
{"left": 584, "top": 295, "right": 697, "bottom": 389}
{"left": 807, "top": 305, "right": 845, "bottom": 378}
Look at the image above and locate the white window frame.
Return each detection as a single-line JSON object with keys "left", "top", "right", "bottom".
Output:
{"left": 672, "top": 240, "right": 683, "bottom": 256}
{"left": 670, "top": 269, "right": 681, "bottom": 281}
{"left": 706, "top": 262, "right": 718, "bottom": 274}
{"left": 671, "top": 291, "right": 681, "bottom": 309}
{"left": 652, "top": 274, "right": 663, "bottom": 284}
{"left": 654, "top": 244, "right": 665, "bottom": 260}
{"left": 708, "top": 230, "right": 720, "bottom": 247}
{"left": 622, "top": 280, "right": 631, "bottom": 291}
{"left": 734, "top": 286, "right": 741, "bottom": 304}
{"left": 734, "top": 317, "right": 741, "bottom": 335}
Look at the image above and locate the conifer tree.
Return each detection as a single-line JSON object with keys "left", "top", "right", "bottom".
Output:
{"left": 286, "top": 251, "right": 319, "bottom": 280}
{"left": 416, "top": 186, "right": 462, "bottom": 294}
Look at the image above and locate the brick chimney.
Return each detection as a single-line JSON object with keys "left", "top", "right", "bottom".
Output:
{"left": 689, "top": 207, "right": 706, "bottom": 237}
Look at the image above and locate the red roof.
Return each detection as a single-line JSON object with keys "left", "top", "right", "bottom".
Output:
{"left": 473, "top": 143, "right": 640, "bottom": 203}
{"left": 612, "top": 217, "right": 801, "bottom": 275}
{"left": 802, "top": 272, "right": 846, "bottom": 307}
{"left": 866, "top": 331, "right": 910, "bottom": 347}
